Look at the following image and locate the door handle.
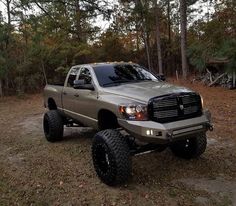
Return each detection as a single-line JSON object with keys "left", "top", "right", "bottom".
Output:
{"left": 74, "top": 94, "right": 79, "bottom": 97}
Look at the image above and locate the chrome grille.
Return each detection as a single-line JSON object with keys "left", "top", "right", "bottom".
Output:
{"left": 148, "top": 93, "right": 202, "bottom": 123}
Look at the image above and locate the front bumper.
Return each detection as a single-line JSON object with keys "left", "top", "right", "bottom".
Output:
{"left": 118, "top": 110, "right": 212, "bottom": 144}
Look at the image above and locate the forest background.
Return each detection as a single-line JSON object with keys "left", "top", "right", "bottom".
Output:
{"left": 0, "top": 0, "right": 235, "bottom": 96}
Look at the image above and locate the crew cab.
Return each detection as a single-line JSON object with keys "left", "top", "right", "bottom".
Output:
{"left": 43, "top": 62, "right": 213, "bottom": 186}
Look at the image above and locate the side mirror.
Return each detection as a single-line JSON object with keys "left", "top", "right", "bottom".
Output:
{"left": 73, "top": 79, "right": 85, "bottom": 88}
{"left": 73, "top": 79, "right": 94, "bottom": 90}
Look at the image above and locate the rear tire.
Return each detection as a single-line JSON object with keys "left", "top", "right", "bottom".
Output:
{"left": 92, "top": 129, "right": 131, "bottom": 186}
{"left": 43, "top": 110, "right": 64, "bottom": 142}
{"left": 170, "top": 133, "right": 207, "bottom": 159}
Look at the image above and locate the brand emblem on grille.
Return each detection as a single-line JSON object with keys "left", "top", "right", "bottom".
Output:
{"left": 180, "top": 104, "right": 184, "bottom": 110}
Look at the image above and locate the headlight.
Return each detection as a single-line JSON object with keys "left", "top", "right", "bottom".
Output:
{"left": 119, "top": 104, "right": 148, "bottom": 120}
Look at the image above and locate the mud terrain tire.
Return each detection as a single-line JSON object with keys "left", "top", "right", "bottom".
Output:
{"left": 170, "top": 133, "right": 207, "bottom": 159}
{"left": 92, "top": 129, "right": 131, "bottom": 186}
{"left": 43, "top": 110, "right": 64, "bottom": 142}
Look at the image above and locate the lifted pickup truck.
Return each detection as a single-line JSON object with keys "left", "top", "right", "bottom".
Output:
{"left": 43, "top": 62, "right": 213, "bottom": 186}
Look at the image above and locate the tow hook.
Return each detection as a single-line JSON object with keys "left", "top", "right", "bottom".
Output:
{"left": 206, "top": 123, "right": 214, "bottom": 131}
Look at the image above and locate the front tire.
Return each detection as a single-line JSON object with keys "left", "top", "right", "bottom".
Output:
{"left": 92, "top": 129, "right": 131, "bottom": 186}
{"left": 170, "top": 133, "right": 207, "bottom": 159}
{"left": 43, "top": 110, "right": 64, "bottom": 142}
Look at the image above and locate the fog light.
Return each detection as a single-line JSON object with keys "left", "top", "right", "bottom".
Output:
{"left": 146, "top": 129, "right": 153, "bottom": 136}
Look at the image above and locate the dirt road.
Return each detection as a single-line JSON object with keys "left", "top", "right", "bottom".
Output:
{"left": 0, "top": 82, "right": 235, "bottom": 206}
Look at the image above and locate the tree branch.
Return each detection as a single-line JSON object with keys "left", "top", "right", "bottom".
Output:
{"left": 33, "top": 1, "right": 55, "bottom": 21}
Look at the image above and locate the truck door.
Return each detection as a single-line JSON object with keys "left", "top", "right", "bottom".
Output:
{"left": 62, "top": 67, "right": 81, "bottom": 119}
{"left": 73, "top": 67, "right": 98, "bottom": 127}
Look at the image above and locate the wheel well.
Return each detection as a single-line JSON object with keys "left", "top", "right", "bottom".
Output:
{"left": 48, "top": 98, "right": 57, "bottom": 110}
{"left": 98, "top": 109, "right": 119, "bottom": 130}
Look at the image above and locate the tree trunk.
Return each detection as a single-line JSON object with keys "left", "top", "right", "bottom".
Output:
{"left": 41, "top": 60, "right": 48, "bottom": 85}
{"left": 7, "top": 0, "right": 11, "bottom": 24}
{"left": 6, "top": 0, "right": 11, "bottom": 48}
{"left": 75, "top": 0, "right": 83, "bottom": 42}
{"left": 5, "top": 0, "right": 12, "bottom": 96}
{"left": 135, "top": 23, "right": 140, "bottom": 52}
{"left": 167, "top": 0, "right": 173, "bottom": 75}
{"left": 180, "top": 0, "right": 188, "bottom": 79}
{"left": 0, "top": 79, "right": 3, "bottom": 97}
{"left": 154, "top": 0, "right": 163, "bottom": 74}
{"left": 233, "top": 71, "right": 236, "bottom": 88}
{"left": 167, "top": 0, "right": 171, "bottom": 43}
{"left": 143, "top": 29, "right": 151, "bottom": 71}
{"left": 5, "top": 74, "right": 9, "bottom": 94}
{"left": 136, "top": 0, "right": 152, "bottom": 70}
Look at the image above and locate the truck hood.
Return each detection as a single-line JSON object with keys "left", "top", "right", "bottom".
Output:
{"left": 102, "top": 81, "right": 194, "bottom": 103}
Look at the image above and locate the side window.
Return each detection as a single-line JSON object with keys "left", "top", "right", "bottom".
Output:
{"left": 78, "top": 68, "right": 92, "bottom": 84}
{"left": 67, "top": 68, "right": 79, "bottom": 87}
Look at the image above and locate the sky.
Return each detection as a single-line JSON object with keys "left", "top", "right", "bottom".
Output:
{"left": 190, "top": 0, "right": 215, "bottom": 22}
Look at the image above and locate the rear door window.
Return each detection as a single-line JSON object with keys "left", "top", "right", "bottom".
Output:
{"left": 67, "top": 68, "right": 80, "bottom": 87}
{"left": 78, "top": 67, "right": 92, "bottom": 84}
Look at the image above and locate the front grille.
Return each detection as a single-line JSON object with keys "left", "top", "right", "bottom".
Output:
{"left": 153, "top": 98, "right": 177, "bottom": 108}
{"left": 148, "top": 93, "right": 202, "bottom": 123}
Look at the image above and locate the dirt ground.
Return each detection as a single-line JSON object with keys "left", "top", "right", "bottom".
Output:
{"left": 0, "top": 81, "right": 235, "bottom": 206}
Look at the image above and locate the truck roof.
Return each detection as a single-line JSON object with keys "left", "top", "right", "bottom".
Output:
{"left": 72, "top": 62, "right": 135, "bottom": 69}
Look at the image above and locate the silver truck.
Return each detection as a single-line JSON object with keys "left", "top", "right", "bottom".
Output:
{"left": 43, "top": 62, "right": 213, "bottom": 186}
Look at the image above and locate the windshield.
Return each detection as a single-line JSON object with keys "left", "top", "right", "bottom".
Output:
{"left": 93, "top": 64, "right": 158, "bottom": 87}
